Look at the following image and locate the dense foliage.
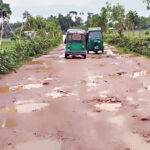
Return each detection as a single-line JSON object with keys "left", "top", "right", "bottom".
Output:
{"left": 87, "top": 3, "right": 150, "bottom": 38}
{"left": 105, "top": 35, "right": 150, "bottom": 56}
{"left": 0, "top": 17, "right": 62, "bottom": 74}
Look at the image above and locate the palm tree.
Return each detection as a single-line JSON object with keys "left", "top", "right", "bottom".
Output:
{"left": 0, "top": 1, "right": 12, "bottom": 49}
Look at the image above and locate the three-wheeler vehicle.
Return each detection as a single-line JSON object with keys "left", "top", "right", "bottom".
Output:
{"left": 86, "top": 27, "right": 104, "bottom": 54}
{"left": 65, "top": 29, "right": 87, "bottom": 59}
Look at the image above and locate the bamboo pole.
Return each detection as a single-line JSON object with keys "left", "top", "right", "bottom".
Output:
{"left": 0, "top": 17, "right": 4, "bottom": 49}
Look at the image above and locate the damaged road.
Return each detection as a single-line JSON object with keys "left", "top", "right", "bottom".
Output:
{"left": 1, "top": 44, "right": 150, "bottom": 150}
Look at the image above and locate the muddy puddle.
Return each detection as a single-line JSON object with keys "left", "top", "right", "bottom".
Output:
{"left": 94, "top": 103, "right": 121, "bottom": 112}
{"left": 0, "top": 100, "right": 49, "bottom": 114}
{"left": 0, "top": 105, "right": 17, "bottom": 113}
{"left": 16, "top": 139, "right": 61, "bottom": 150}
{"left": 0, "top": 119, "right": 17, "bottom": 129}
{"left": 123, "top": 132, "right": 150, "bottom": 150}
{"left": 99, "top": 90, "right": 110, "bottom": 98}
{"left": 0, "top": 85, "right": 22, "bottom": 93}
{"left": 87, "top": 75, "right": 103, "bottom": 88}
{"left": 15, "top": 100, "right": 49, "bottom": 113}
{"left": 45, "top": 87, "right": 77, "bottom": 99}
{"left": 131, "top": 71, "right": 148, "bottom": 78}
{"left": 25, "top": 67, "right": 50, "bottom": 72}
{"left": 0, "top": 84, "right": 43, "bottom": 93}
{"left": 23, "top": 84, "right": 43, "bottom": 90}
{"left": 26, "top": 61, "right": 51, "bottom": 65}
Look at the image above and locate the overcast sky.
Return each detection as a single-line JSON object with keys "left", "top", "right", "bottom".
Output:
{"left": 4, "top": 0, "right": 150, "bottom": 22}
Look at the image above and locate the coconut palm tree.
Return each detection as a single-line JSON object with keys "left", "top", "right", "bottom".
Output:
{"left": 0, "top": 1, "right": 12, "bottom": 49}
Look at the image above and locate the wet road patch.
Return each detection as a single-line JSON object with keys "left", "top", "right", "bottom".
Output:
{"left": 83, "top": 96, "right": 122, "bottom": 112}
{"left": 108, "top": 115, "right": 125, "bottom": 126}
{"left": 16, "top": 139, "right": 61, "bottom": 150}
{"left": 0, "top": 119, "right": 17, "bottom": 129}
{"left": 45, "top": 87, "right": 77, "bottom": 99}
{"left": 0, "top": 83, "right": 44, "bottom": 93}
{"left": 14, "top": 100, "right": 49, "bottom": 113}
{"left": 0, "top": 100, "right": 49, "bottom": 114}
{"left": 123, "top": 132, "right": 150, "bottom": 150}
{"left": 94, "top": 103, "right": 121, "bottom": 112}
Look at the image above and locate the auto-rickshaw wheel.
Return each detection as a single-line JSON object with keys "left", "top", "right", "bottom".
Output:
{"left": 102, "top": 48, "right": 104, "bottom": 54}
{"left": 83, "top": 54, "right": 86, "bottom": 59}
{"left": 65, "top": 54, "right": 69, "bottom": 59}
{"left": 95, "top": 50, "right": 98, "bottom": 54}
{"left": 87, "top": 50, "right": 89, "bottom": 54}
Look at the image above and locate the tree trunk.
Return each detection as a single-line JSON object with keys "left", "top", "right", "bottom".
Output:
{"left": 139, "top": 28, "right": 141, "bottom": 39}
{"left": 0, "top": 17, "right": 4, "bottom": 49}
{"left": 127, "top": 28, "right": 130, "bottom": 39}
{"left": 19, "top": 22, "right": 24, "bottom": 44}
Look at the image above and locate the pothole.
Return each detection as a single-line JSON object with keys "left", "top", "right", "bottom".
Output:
{"left": 0, "top": 83, "right": 44, "bottom": 93}
{"left": 86, "top": 75, "right": 103, "bottom": 88}
{"left": 23, "top": 84, "right": 43, "bottom": 90}
{"left": 25, "top": 67, "right": 50, "bottom": 72}
{"left": 94, "top": 103, "right": 121, "bottom": 112}
{"left": 0, "top": 119, "right": 17, "bottom": 129}
{"left": 99, "top": 90, "right": 110, "bottom": 98}
{"left": 14, "top": 100, "right": 49, "bottom": 113}
{"left": 0, "top": 85, "right": 22, "bottom": 93}
{"left": 131, "top": 71, "right": 147, "bottom": 78}
{"left": 0, "top": 100, "right": 49, "bottom": 114}
{"left": 16, "top": 139, "right": 61, "bottom": 150}
{"left": 45, "top": 87, "right": 77, "bottom": 99}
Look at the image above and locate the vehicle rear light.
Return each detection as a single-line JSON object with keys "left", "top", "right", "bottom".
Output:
{"left": 82, "top": 45, "right": 85, "bottom": 49}
{"left": 68, "top": 44, "right": 70, "bottom": 48}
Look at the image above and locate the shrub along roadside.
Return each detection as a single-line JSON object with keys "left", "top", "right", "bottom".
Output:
{"left": 104, "top": 35, "right": 150, "bottom": 57}
{"left": 0, "top": 37, "right": 62, "bottom": 74}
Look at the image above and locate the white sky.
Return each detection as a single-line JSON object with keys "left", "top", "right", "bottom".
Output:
{"left": 4, "top": 0, "right": 150, "bottom": 22}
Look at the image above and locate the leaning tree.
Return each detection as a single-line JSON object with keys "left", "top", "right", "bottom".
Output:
{"left": 0, "top": 0, "right": 12, "bottom": 49}
{"left": 143, "top": 0, "right": 150, "bottom": 9}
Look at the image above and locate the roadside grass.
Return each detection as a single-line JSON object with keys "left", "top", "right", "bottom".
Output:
{"left": 108, "top": 29, "right": 150, "bottom": 39}
{"left": 123, "top": 29, "right": 150, "bottom": 39}
{"left": 1, "top": 38, "right": 16, "bottom": 49}
{"left": 105, "top": 42, "right": 150, "bottom": 60}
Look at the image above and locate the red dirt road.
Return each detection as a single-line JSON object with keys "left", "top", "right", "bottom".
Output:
{"left": 1, "top": 44, "right": 150, "bottom": 150}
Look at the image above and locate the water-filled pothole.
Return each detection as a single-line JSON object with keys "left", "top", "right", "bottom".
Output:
{"left": 131, "top": 71, "right": 147, "bottom": 78}
{"left": 0, "top": 100, "right": 49, "bottom": 114}
{"left": 0, "top": 83, "right": 43, "bottom": 93}
{"left": 94, "top": 103, "right": 121, "bottom": 112}
{"left": 45, "top": 87, "right": 77, "bottom": 99}
{"left": 0, "top": 119, "right": 17, "bottom": 129}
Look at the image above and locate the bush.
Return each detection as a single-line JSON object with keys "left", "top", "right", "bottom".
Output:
{"left": 104, "top": 35, "right": 150, "bottom": 56}
{"left": 0, "top": 37, "right": 62, "bottom": 74}
{"left": 145, "top": 31, "right": 149, "bottom": 36}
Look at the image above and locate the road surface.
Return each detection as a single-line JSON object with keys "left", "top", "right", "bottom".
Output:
{"left": 0, "top": 44, "right": 150, "bottom": 150}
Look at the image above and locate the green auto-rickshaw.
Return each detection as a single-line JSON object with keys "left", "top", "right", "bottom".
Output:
{"left": 87, "top": 27, "right": 104, "bottom": 54}
{"left": 65, "top": 29, "right": 87, "bottom": 59}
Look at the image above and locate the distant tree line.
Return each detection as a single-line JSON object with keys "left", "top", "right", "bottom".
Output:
{"left": 0, "top": 11, "right": 84, "bottom": 39}
{"left": 86, "top": 2, "right": 150, "bottom": 38}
